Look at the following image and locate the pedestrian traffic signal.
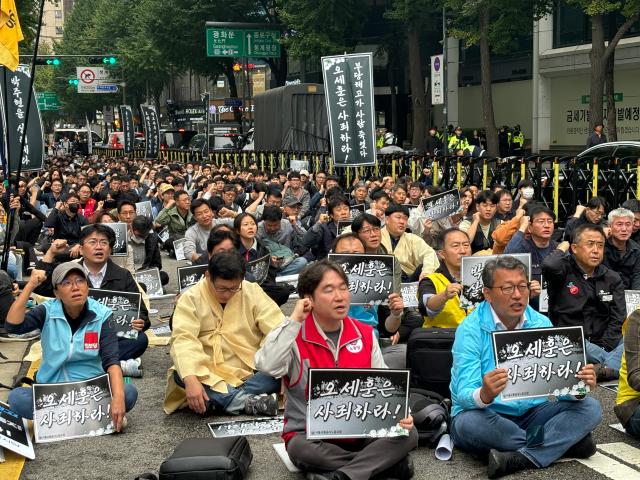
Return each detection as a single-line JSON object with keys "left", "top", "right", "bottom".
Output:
{"left": 68, "top": 79, "right": 79, "bottom": 86}
{"left": 34, "top": 57, "right": 60, "bottom": 66}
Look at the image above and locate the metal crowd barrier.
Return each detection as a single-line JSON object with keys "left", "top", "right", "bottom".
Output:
{"left": 91, "top": 147, "right": 640, "bottom": 225}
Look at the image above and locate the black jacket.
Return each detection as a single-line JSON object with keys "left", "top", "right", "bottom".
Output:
{"left": 139, "top": 232, "right": 163, "bottom": 271}
{"left": 563, "top": 212, "right": 606, "bottom": 243}
{"left": 541, "top": 249, "right": 624, "bottom": 350}
{"left": 302, "top": 220, "right": 338, "bottom": 260}
{"left": 34, "top": 258, "right": 150, "bottom": 329}
{"left": 603, "top": 237, "right": 640, "bottom": 290}
{"left": 44, "top": 209, "right": 88, "bottom": 246}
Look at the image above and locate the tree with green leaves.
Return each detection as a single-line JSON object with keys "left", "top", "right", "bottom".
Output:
{"left": 445, "top": 0, "right": 550, "bottom": 156}
{"left": 567, "top": 1, "right": 640, "bottom": 141}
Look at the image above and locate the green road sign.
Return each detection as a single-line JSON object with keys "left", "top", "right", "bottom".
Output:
{"left": 206, "top": 28, "right": 245, "bottom": 57}
{"left": 36, "top": 92, "right": 60, "bottom": 111}
{"left": 206, "top": 27, "right": 280, "bottom": 58}
{"left": 581, "top": 92, "right": 623, "bottom": 104}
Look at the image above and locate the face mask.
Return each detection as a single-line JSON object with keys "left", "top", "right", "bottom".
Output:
{"left": 522, "top": 187, "right": 534, "bottom": 200}
{"left": 68, "top": 204, "right": 79, "bottom": 214}
{"left": 187, "top": 169, "right": 194, "bottom": 174}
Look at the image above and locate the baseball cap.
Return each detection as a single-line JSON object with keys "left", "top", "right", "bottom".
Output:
{"left": 159, "top": 183, "right": 175, "bottom": 194}
{"left": 300, "top": 169, "right": 310, "bottom": 177}
{"left": 51, "top": 262, "right": 87, "bottom": 287}
{"left": 283, "top": 197, "right": 303, "bottom": 207}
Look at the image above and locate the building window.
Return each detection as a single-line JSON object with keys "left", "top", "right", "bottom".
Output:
{"left": 55, "top": 26, "right": 63, "bottom": 35}
{"left": 553, "top": 0, "right": 640, "bottom": 48}
{"left": 54, "top": 10, "right": 62, "bottom": 19}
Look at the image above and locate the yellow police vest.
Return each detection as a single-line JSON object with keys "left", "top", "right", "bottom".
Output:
{"left": 422, "top": 273, "right": 470, "bottom": 329}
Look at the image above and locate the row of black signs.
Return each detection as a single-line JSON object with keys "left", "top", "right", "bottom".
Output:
{"left": 119, "top": 104, "right": 160, "bottom": 158}
{"left": 1, "top": 324, "right": 587, "bottom": 451}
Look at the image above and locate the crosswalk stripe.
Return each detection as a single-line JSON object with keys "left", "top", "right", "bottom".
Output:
{"left": 574, "top": 451, "right": 640, "bottom": 479}
{"left": 598, "top": 443, "right": 640, "bottom": 468}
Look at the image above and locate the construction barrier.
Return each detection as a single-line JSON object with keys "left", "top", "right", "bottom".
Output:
{"left": 91, "top": 147, "right": 640, "bottom": 225}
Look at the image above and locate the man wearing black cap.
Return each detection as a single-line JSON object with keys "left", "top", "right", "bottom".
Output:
{"left": 7, "top": 262, "right": 137, "bottom": 431}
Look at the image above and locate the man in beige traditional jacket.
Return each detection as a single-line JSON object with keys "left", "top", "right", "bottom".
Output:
{"left": 164, "top": 251, "right": 284, "bottom": 416}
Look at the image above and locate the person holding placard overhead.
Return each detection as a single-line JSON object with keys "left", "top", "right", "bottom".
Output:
{"left": 255, "top": 260, "right": 418, "bottom": 480}
{"left": 450, "top": 256, "right": 601, "bottom": 478}
{"left": 6, "top": 263, "right": 137, "bottom": 431}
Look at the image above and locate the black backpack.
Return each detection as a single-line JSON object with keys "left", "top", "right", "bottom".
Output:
{"left": 409, "top": 388, "right": 450, "bottom": 446}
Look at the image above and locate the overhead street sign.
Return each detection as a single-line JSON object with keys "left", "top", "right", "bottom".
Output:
{"left": 76, "top": 66, "right": 110, "bottom": 81}
{"left": 36, "top": 92, "right": 60, "bottom": 111}
{"left": 75, "top": 66, "right": 116, "bottom": 93}
{"left": 206, "top": 27, "right": 280, "bottom": 58}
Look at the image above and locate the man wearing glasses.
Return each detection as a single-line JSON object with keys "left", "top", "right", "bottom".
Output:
{"left": 543, "top": 223, "right": 625, "bottom": 381}
{"left": 164, "top": 251, "right": 284, "bottom": 417}
{"left": 6, "top": 262, "right": 137, "bottom": 431}
{"left": 450, "top": 256, "right": 601, "bottom": 479}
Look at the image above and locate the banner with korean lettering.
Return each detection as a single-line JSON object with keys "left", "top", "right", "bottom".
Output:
{"left": 33, "top": 374, "right": 113, "bottom": 443}
{"left": 307, "top": 368, "right": 410, "bottom": 439}
{"left": 421, "top": 189, "right": 460, "bottom": 221}
{"left": 88, "top": 289, "right": 141, "bottom": 340}
{"left": 492, "top": 326, "right": 589, "bottom": 401}
{"left": 328, "top": 253, "right": 394, "bottom": 305}
{"left": 0, "top": 401, "right": 34, "bottom": 458}
{"left": 178, "top": 264, "right": 207, "bottom": 292}
{"left": 322, "top": 53, "right": 376, "bottom": 167}
{"left": 459, "top": 253, "right": 531, "bottom": 309}
{"left": 119, "top": 104, "right": 134, "bottom": 154}
{"left": 0, "top": 65, "right": 44, "bottom": 172}
{"left": 140, "top": 103, "right": 160, "bottom": 158}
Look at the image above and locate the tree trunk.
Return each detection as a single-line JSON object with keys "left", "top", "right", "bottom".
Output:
{"left": 589, "top": 14, "right": 606, "bottom": 127}
{"left": 479, "top": 9, "right": 498, "bottom": 156}
{"left": 268, "top": 45, "right": 289, "bottom": 87}
{"left": 387, "top": 56, "right": 398, "bottom": 135}
{"left": 605, "top": 50, "right": 617, "bottom": 141}
{"left": 408, "top": 28, "right": 426, "bottom": 151}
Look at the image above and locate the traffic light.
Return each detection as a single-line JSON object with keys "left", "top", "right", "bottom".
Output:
{"left": 34, "top": 57, "right": 60, "bottom": 66}
{"left": 233, "top": 63, "right": 241, "bottom": 72}
{"left": 88, "top": 56, "right": 118, "bottom": 65}
{"left": 68, "top": 79, "right": 79, "bottom": 86}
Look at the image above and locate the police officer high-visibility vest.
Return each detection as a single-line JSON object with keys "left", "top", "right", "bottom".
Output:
{"left": 448, "top": 135, "right": 470, "bottom": 153}
{"left": 512, "top": 131, "right": 524, "bottom": 148}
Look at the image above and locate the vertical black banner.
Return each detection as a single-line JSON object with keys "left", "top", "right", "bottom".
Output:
{"left": 119, "top": 104, "right": 134, "bottom": 153}
{"left": 0, "top": 65, "right": 45, "bottom": 172}
{"left": 140, "top": 104, "right": 160, "bottom": 158}
{"left": 321, "top": 53, "right": 376, "bottom": 167}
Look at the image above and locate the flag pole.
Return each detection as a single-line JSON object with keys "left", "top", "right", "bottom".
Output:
{"left": 1, "top": 0, "right": 46, "bottom": 271}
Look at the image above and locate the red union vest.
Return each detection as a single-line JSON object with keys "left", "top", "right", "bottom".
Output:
{"left": 282, "top": 313, "right": 375, "bottom": 445}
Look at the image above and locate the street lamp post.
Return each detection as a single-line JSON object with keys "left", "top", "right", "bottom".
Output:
{"left": 442, "top": 6, "right": 449, "bottom": 156}
{"left": 201, "top": 91, "right": 211, "bottom": 158}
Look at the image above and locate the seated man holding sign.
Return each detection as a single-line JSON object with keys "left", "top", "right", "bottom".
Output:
{"left": 255, "top": 260, "right": 418, "bottom": 480}
{"left": 450, "top": 256, "right": 601, "bottom": 479}
{"left": 7, "top": 263, "right": 137, "bottom": 431}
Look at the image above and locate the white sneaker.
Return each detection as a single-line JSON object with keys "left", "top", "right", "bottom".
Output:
{"left": 0, "top": 329, "right": 40, "bottom": 342}
{"left": 120, "top": 359, "right": 143, "bottom": 377}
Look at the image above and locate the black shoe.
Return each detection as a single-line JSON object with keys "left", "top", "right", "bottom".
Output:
{"left": 374, "top": 455, "right": 414, "bottom": 479}
{"left": 564, "top": 433, "right": 596, "bottom": 459}
{"left": 487, "top": 450, "right": 534, "bottom": 479}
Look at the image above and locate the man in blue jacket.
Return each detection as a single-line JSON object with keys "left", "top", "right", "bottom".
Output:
{"left": 6, "top": 262, "right": 137, "bottom": 432}
{"left": 450, "top": 256, "right": 601, "bottom": 478}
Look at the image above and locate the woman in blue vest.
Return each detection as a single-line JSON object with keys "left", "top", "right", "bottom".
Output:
{"left": 6, "top": 262, "right": 137, "bottom": 432}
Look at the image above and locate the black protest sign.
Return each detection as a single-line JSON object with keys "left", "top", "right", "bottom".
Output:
{"left": 349, "top": 204, "right": 365, "bottom": 220}
{"left": 421, "top": 189, "right": 460, "bottom": 221}
{"left": 328, "top": 254, "right": 394, "bottom": 306}
{"left": 33, "top": 374, "right": 113, "bottom": 443}
{"left": 134, "top": 268, "right": 163, "bottom": 297}
{"left": 103, "top": 222, "right": 128, "bottom": 257}
{"left": 248, "top": 253, "right": 270, "bottom": 285}
{"left": 459, "top": 253, "right": 531, "bottom": 309}
{"left": 307, "top": 368, "right": 410, "bottom": 439}
{"left": 140, "top": 104, "right": 160, "bottom": 158}
{"left": 119, "top": 105, "right": 135, "bottom": 153}
{"left": 400, "top": 282, "right": 419, "bottom": 308}
{"left": 178, "top": 264, "right": 207, "bottom": 292}
{"left": 135, "top": 201, "right": 153, "bottom": 219}
{"left": 208, "top": 416, "right": 284, "bottom": 438}
{"left": 336, "top": 220, "right": 353, "bottom": 236}
{"left": 0, "top": 65, "right": 45, "bottom": 172}
{"left": 89, "top": 289, "right": 141, "bottom": 340}
{"left": 322, "top": 53, "right": 376, "bottom": 167}
{"left": 0, "top": 402, "right": 34, "bottom": 459}
{"left": 625, "top": 290, "right": 640, "bottom": 318}
{"left": 492, "top": 326, "right": 589, "bottom": 401}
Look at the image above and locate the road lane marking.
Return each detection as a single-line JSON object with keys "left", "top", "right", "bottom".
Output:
{"left": 574, "top": 451, "right": 640, "bottom": 479}
{"left": 598, "top": 442, "right": 640, "bottom": 468}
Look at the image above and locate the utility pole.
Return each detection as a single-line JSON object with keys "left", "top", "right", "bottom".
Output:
{"left": 201, "top": 91, "right": 211, "bottom": 156}
{"left": 442, "top": 6, "right": 449, "bottom": 156}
